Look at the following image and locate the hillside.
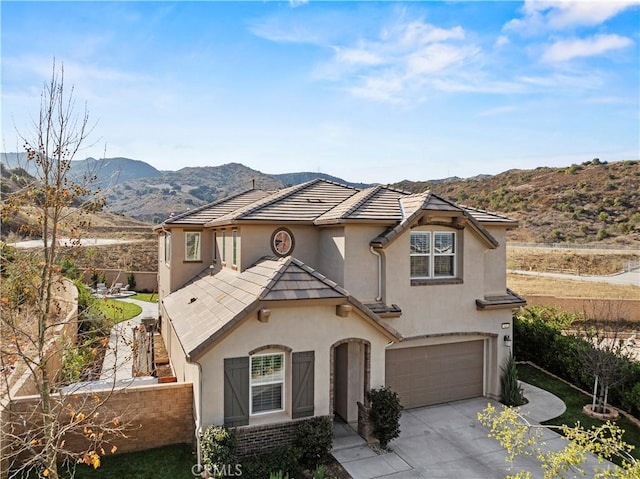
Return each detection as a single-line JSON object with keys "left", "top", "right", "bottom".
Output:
{"left": 273, "top": 172, "right": 370, "bottom": 189}
{"left": 392, "top": 159, "right": 640, "bottom": 245}
{"left": 105, "top": 163, "right": 285, "bottom": 222}
{"left": 0, "top": 154, "right": 161, "bottom": 188}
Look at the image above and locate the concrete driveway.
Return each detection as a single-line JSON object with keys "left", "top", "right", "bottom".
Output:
{"left": 333, "top": 384, "right": 615, "bottom": 478}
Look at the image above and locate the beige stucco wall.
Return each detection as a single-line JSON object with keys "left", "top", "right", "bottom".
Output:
{"left": 483, "top": 228, "right": 509, "bottom": 296}
{"left": 380, "top": 224, "right": 513, "bottom": 400}
{"left": 343, "top": 225, "right": 387, "bottom": 301}
{"left": 232, "top": 224, "right": 321, "bottom": 271}
{"left": 196, "top": 303, "right": 390, "bottom": 428}
{"left": 158, "top": 228, "right": 212, "bottom": 297}
{"left": 317, "top": 227, "right": 346, "bottom": 286}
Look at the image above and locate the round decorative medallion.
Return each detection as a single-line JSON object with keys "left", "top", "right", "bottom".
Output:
{"left": 271, "top": 228, "right": 294, "bottom": 256}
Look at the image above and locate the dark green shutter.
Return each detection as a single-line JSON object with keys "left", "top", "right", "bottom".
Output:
{"left": 292, "top": 351, "right": 314, "bottom": 419}
{"left": 224, "top": 357, "right": 249, "bottom": 427}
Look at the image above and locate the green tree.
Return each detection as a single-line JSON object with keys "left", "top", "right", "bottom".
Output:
{"left": 478, "top": 404, "right": 638, "bottom": 479}
{"left": 0, "top": 61, "right": 126, "bottom": 479}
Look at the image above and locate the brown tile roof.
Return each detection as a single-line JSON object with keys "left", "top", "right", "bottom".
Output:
{"left": 475, "top": 289, "right": 527, "bottom": 310}
{"left": 206, "top": 179, "right": 359, "bottom": 226}
{"left": 462, "top": 205, "right": 519, "bottom": 226}
{"left": 160, "top": 179, "right": 517, "bottom": 230}
{"left": 162, "top": 255, "right": 399, "bottom": 359}
{"left": 159, "top": 189, "right": 271, "bottom": 226}
{"left": 370, "top": 191, "right": 500, "bottom": 249}
{"left": 315, "top": 185, "right": 407, "bottom": 224}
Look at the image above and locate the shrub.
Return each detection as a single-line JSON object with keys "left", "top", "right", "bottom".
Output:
{"left": 241, "top": 446, "right": 302, "bottom": 479}
{"left": 127, "top": 271, "right": 136, "bottom": 291}
{"left": 201, "top": 425, "right": 237, "bottom": 478}
{"left": 295, "top": 416, "right": 333, "bottom": 470}
{"left": 368, "top": 386, "right": 403, "bottom": 448}
{"left": 514, "top": 307, "right": 640, "bottom": 418}
{"left": 501, "top": 352, "right": 525, "bottom": 406}
{"left": 58, "top": 258, "right": 79, "bottom": 279}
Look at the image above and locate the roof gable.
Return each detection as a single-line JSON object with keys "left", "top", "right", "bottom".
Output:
{"left": 371, "top": 191, "right": 500, "bottom": 249}
{"left": 163, "top": 255, "right": 399, "bottom": 360}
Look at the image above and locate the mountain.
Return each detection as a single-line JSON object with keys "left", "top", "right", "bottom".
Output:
{"left": 0, "top": 152, "right": 28, "bottom": 171}
{"left": 390, "top": 159, "right": 640, "bottom": 245}
{"left": 0, "top": 153, "right": 161, "bottom": 188}
{"left": 69, "top": 157, "right": 161, "bottom": 188}
{"left": 273, "top": 172, "right": 370, "bottom": 189}
{"left": 105, "top": 163, "right": 286, "bottom": 222}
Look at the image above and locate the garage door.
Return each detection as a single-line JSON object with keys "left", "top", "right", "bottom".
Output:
{"left": 385, "top": 341, "right": 484, "bottom": 409}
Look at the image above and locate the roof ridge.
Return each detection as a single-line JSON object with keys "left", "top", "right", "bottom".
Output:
{"left": 258, "top": 257, "right": 289, "bottom": 299}
{"left": 289, "top": 257, "right": 349, "bottom": 296}
{"left": 233, "top": 178, "right": 337, "bottom": 220}
{"left": 333, "top": 185, "right": 383, "bottom": 221}
{"left": 163, "top": 188, "right": 262, "bottom": 224}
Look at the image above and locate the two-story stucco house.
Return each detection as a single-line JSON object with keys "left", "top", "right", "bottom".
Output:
{"left": 155, "top": 178, "right": 525, "bottom": 451}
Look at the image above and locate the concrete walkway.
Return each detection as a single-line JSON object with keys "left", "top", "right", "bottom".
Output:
{"left": 510, "top": 268, "right": 639, "bottom": 287}
{"left": 333, "top": 383, "right": 617, "bottom": 479}
{"left": 100, "top": 297, "right": 158, "bottom": 382}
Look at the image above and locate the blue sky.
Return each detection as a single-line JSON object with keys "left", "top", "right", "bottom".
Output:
{"left": 2, "top": 1, "right": 639, "bottom": 184}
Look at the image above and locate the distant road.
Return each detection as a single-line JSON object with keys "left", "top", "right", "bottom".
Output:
{"left": 9, "top": 238, "right": 139, "bottom": 249}
{"left": 509, "top": 269, "right": 640, "bottom": 287}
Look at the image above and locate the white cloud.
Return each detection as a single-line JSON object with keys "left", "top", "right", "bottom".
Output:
{"left": 494, "top": 35, "right": 510, "bottom": 48}
{"left": 289, "top": 0, "right": 308, "bottom": 7}
{"left": 541, "top": 34, "right": 633, "bottom": 62}
{"left": 505, "top": 0, "right": 640, "bottom": 34}
{"left": 319, "top": 19, "right": 479, "bottom": 103}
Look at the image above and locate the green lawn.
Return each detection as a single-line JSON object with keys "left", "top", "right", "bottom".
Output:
{"left": 133, "top": 292, "right": 158, "bottom": 303}
{"left": 74, "top": 444, "right": 195, "bottom": 479}
{"left": 518, "top": 363, "right": 640, "bottom": 460}
{"left": 90, "top": 299, "right": 142, "bottom": 322}
{"left": 19, "top": 444, "right": 197, "bottom": 479}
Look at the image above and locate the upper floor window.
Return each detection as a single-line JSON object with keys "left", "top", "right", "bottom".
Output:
{"left": 232, "top": 230, "right": 238, "bottom": 267}
{"left": 410, "top": 231, "right": 456, "bottom": 279}
{"left": 222, "top": 230, "right": 227, "bottom": 263}
{"left": 250, "top": 353, "right": 284, "bottom": 415}
{"left": 185, "top": 231, "right": 201, "bottom": 261}
{"left": 164, "top": 232, "right": 171, "bottom": 264}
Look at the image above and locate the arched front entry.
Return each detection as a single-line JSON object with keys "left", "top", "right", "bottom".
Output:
{"left": 330, "top": 338, "right": 371, "bottom": 424}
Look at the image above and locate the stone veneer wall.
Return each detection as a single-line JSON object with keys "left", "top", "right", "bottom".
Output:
{"left": 233, "top": 416, "right": 332, "bottom": 458}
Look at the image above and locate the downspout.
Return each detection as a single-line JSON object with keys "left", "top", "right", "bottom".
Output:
{"left": 192, "top": 359, "right": 204, "bottom": 475}
{"left": 369, "top": 246, "right": 382, "bottom": 302}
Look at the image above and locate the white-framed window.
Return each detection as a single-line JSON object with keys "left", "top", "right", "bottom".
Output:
{"left": 185, "top": 231, "right": 201, "bottom": 261}
{"left": 164, "top": 232, "right": 171, "bottom": 264}
{"left": 250, "top": 353, "right": 284, "bottom": 415}
{"left": 410, "top": 231, "right": 456, "bottom": 279}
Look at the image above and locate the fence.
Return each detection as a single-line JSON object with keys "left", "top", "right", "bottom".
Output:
{"left": 1, "top": 382, "right": 193, "bottom": 478}
{"left": 508, "top": 242, "right": 640, "bottom": 253}
{"left": 525, "top": 296, "right": 640, "bottom": 322}
{"left": 79, "top": 269, "right": 158, "bottom": 293}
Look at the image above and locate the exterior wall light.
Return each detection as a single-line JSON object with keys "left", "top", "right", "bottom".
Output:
{"left": 504, "top": 335, "right": 512, "bottom": 348}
